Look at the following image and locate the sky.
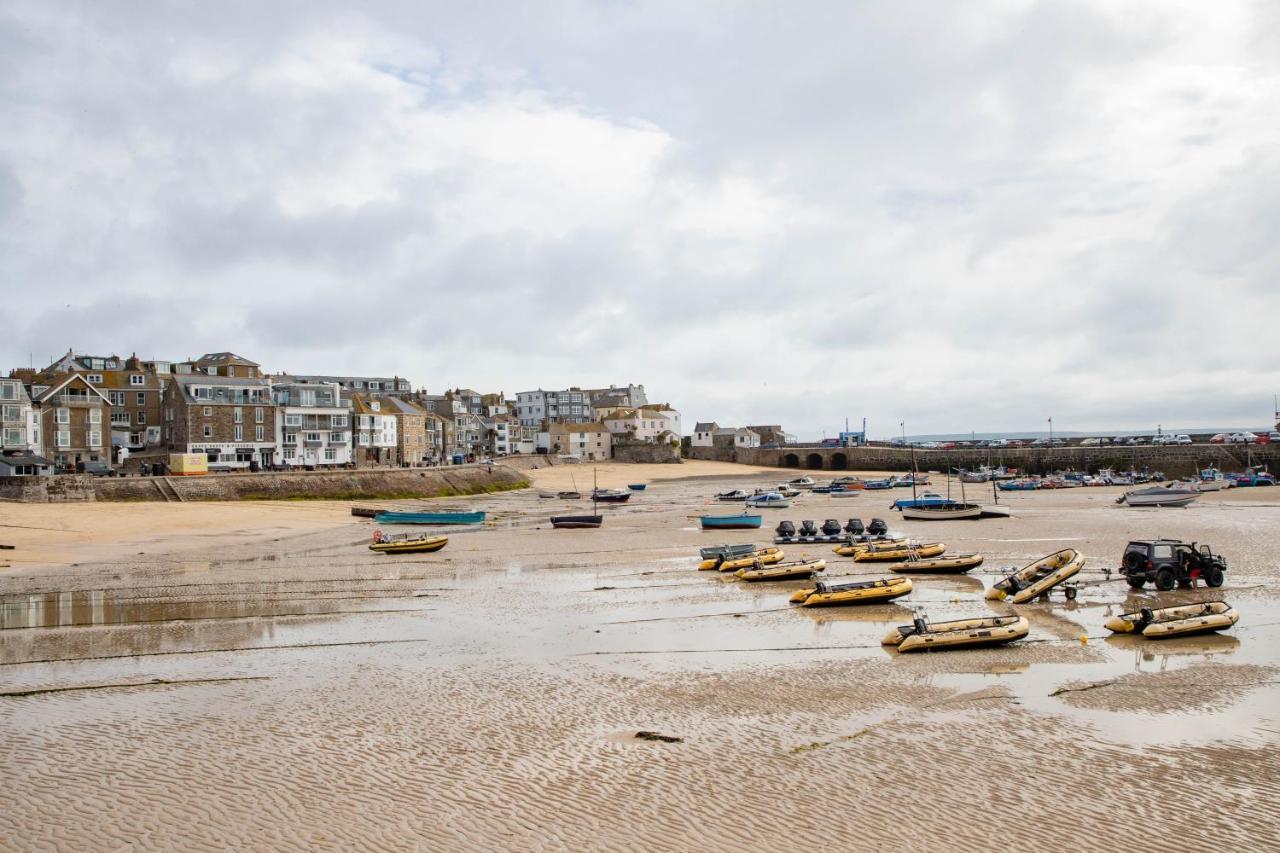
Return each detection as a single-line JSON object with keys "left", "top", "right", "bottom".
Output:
{"left": 1, "top": 1, "right": 1277, "bottom": 439}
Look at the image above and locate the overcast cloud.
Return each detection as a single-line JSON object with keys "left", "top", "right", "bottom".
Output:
{"left": 1, "top": 1, "right": 1277, "bottom": 438}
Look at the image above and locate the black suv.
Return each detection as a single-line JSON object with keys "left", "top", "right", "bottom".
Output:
{"left": 1121, "top": 540, "right": 1226, "bottom": 591}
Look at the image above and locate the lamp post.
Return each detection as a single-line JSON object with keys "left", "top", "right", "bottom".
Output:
{"left": 900, "top": 421, "right": 906, "bottom": 445}
{"left": 1048, "top": 417, "right": 1053, "bottom": 445}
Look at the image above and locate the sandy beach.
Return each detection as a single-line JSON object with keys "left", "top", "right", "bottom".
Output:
{"left": 3, "top": 462, "right": 1278, "bottom": 851}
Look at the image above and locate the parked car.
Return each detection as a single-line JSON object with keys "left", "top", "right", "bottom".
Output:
{"left": 74, "top": 460, "right": 114, "bottom": 477}
{"left": 1121, "top": 540, "right": 1226, "bottom": 591}
{"left": 1168, "top": 434, "right": 1192, "bottom": 445}
{"left": 986, "top": 439, "right": 1009, "bottom": 448}
{"left": 1268, "top": 431, "right": 1280, "bottom": 443}
{"left": 1080, "top": 438, "right": 1101, "bottom": 447}
{"left": 1228, "top": 432, "right": 1259, "bottom": 444}
{"left": 1208, "top": 433, "right": 1231, "bottom": 444}
{"left": 1006, "top": 439, "right": 1025, "bottom": 447}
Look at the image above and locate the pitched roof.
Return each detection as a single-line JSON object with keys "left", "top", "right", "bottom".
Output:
{"left": 694, "top": 422, "right": 718, "bottom": 432}
{"left": 30, "top": 372, "right": 113, "bottom": 404}
{"left": 195, "top": 352, "right": 260, "bottom": 367}
{"left": 549, "top": 421, "right": 610, "bottom": 434}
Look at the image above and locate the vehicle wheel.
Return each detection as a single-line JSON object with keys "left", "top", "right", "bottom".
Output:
{"left": 1205, "top": 567, "right": 1225, "bottom": 588}
{"left": 1123, "top": 552, "right": 1145, "bottom": 571}
{"left": 1126, "top": 576, "right": 1146, "bottom": 590}
{"left": 1155, "top": 567, "right": 1176, "bottom": 591}
{"left": 1065, "top": 586, "right": 1077, "bottom": 601}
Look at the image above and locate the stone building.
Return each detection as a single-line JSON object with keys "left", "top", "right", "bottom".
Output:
{"left": 27, "top": 373, "right": 113, "bottom": 471}
{"left": 33, "top": 352, "right": 166, "bottom": 457}
{"left": 274, "top": 381, "right": 352, "bottom": 469}
{"left": 163, "top": 374, "right": 276, "bottom": 470}
{"left": 542, "top": 422, "right": 612, "bottom": 461}
{"left": 350, "top": 393, "right": 399, "bottom": 466}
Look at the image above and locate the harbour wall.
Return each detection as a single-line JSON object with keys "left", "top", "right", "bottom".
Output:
{"left": 687, "top": 444, "right": 1280, "bottom": 478}
{"left": 1, "top": 465, "right": 528, "bottom": 503}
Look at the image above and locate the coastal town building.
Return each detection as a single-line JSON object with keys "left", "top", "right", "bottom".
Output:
{"left": 691, "top": 422, "right": 719, "bottom": 447}
{"left": 515, "top": 388, "right": 593, "bottom": 427}
{"left": 274, "top": 381, "right": 351, "bottom": 468}
{"left": 274, "top": 374, "right": 413, "bottom": 397}
{"left": 0, "top": 451, "right": 53, "bottom": 476}
{"left": 189, "top": 352, "right": 262, "bottom": 379}
{"left": 373, "top": 395, "right": 442, "bottom": 466}
{"left": 588, "top": 383, "right": 648, "bottom": 411}
{"left": 33, "top": 352, "right": 165, "bottom": 458}
{"left": 349, "top": 393, "right": 398, "bottom": 466}
{"left": 27, "top": 373, "right": 113, "bottom": 471}
{"left": 599, "top": 405, "right": 682, "bottom": 444}
{"left": 1, "top": 377, "right": 40, "bottom": 456}
{"left": 541, "top": 422, "right": 612, "bottom": 461}
{"left": 745, "top": 425, "right": 796, "bottom": 446}
{"left": 163, "top": 374, "right": 276, "bottom": 470}
{"left": 713, "top": 427, "right": 761, "bottom": 450}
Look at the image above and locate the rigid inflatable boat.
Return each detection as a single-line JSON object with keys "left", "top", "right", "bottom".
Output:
{"left": 1104, "top": 601, "right": 1239, "bottom": 638}
{"left": 369, "top": 533, "right": 448, "bottom": 554}
{"left": 985, "top": 548, "right": 1084, "bottom": 603}
{"left": 736, "top": 558, "right": 826, "bottom": 582}
{"left": 789, "top": 576, "right": 912, "bottom": 607}
{"left": 843, "top": 542, "right": 946, "bottom": 562}
{"left": 883, "top": 614, "right": 1030, "bottom": 653}
{"left": 698, "top": 546, "right": 784, "bottom": 572}
{"left": 891, "top": 554, "right": 984, "bottom": 574}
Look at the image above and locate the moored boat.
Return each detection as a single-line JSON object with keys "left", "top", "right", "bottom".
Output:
{"left": 699, "top": 512, "right": 763, "bottom": 530}
{"left": 1104, "top": 601, "right": 1238, "bottom": 638}
{"left": 351, "top": 506, "right": 380, "bottom": 518}
{"left": 1116, "top": 485, "right": 1199, "bottom": 507}
{"left": 891, "top": 491, "right": 955, "bottom": 510}
{"left": 746, "top": 492, "right": 791, "bottom": 509}
{"left": 997, "top": 479, "right": 1040, "bottom": 491}
{"left": 840, "top": 541, "right": 946, "bottom": 561}
{"left": 883, "top": 613, "right": 1029, "bottom": 652}
{"left": 592, "top": 489, "right": 632, "bottom": 503}
{"left": 550, "top": 515, "right": 603, "bottom": 529}
{"left": 736, "top": 558, "right": 826, "bottom": 582}
{"left": 978, "top": 504, "right": 1012, "bottom": 518}
{"left": 863, "top": 478, "right": 894, "bottom": 490}
{"left": 627, "top": 483, "right": 647, "bottom": 491}
{"left": 890, "top": 553, "right": 983, "bottom": 574}
{"left": 557, "top": 491, "right": 582, "bottom": 500}
{"left": 699, "top": 543, "right": 758, "bottom": 562}
{"left": 369, "top": 531, "right": 448, "bottom": 554}
{"left": 373, "top": 510, "right": 486, "bottom": 525}
{"left": 788, "top": 476, "right": 817, "bottom": 489}
{"left": 698, "top": 546, "right": 785, "bottom": 572}
{"left": 985, "top": 548, "right": 1084, "bottom": 603}
{"left": 715, "top": 489, "right": 750, "bottom": 502}
{"left": 789, "top": 576, "right": 912, "bottom": 607}
{"left": 900, "top": 503, "right": 983, "bottom": 521}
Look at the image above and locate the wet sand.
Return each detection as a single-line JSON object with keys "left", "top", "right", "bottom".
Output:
{"left": 3, "top": 465, "right": 1279, "bottom": 850}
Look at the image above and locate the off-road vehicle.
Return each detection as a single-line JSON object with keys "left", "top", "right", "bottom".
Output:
{"left": 1121, "top": 539, "right": 1226, "bottom": 591}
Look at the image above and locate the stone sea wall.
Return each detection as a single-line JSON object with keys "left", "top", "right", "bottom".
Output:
{"left": 2, "top": 465, "right": 528, "bottom": 503}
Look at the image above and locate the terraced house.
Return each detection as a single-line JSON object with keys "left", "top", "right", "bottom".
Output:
{"left": 1, "top": 377, "right": 39, "bottom": 454}
{"left": 373, "top": 395, "right": 443, "bottom": 467}
{"left": 274, "top": 381, "right": 351, "bottom": 469}
{"left": 350, "top": 393, "right": 398, "bottom": 466}
{"left": 163, "top": 374, "right": 276, "bottom": 470}
{"left": 26, "top": 373, "right": 112, "bottom": 471}
{"left": 35, "top": 352, "right": 166, "bottom": 458}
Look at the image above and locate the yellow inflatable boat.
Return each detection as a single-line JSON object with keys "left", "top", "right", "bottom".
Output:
{"left": 891, "top": 554, "right": 983, "bottom": 574}
{"left": 847, "top": 542, "right": 946, "bottom": 562}
{"left": 882, "top": 614, "right": 1029, "bottom": 652}
{"left": 1104, "top": 601, "right": 1238, "bottom": 638}
{"left": 789, "top": 576, "right": 912, "bottom": 607}
{"left": 698, "top": 546, "right": 784, "bottom": 572}
{"left": 736, "top": 559, "right": 826, "bottom": 582}
{"left": 985, "top": 548, "right": 1083, "bottom": 603}
{"left": 369, "top": 533, "right": 448, "bottom": 554}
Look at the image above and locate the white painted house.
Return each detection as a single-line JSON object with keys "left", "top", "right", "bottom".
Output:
{"left": 274, "top": 381, "right": 352, "bottom": 468}
{"left": 691, "top": 421, "right": 720, "bottom": 447}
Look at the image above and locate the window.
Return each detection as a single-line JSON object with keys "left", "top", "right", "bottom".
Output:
{"left": 56, "top": 430, "right": 70, "bottom": 447}
{"left": 284, "top": 433, "right": 297, "bottom": 444}
{"left": 55, "top": 408, "right": 70, "bottom": 424}
{"left": 194, "top": 386, "right": 210, "bottom": 399}
{"left": 137, "top": 392, "right": 145, "bottom": 406}
{"left": 89, "top": 409, "right": 102, "bottom": 424}
{"left": 331, "top": 415, "right": 347, "bottom": 427}
{"left": 324, "top": 447, "right": 336, "bottom": 461}
{"left": 164, "top": 407, "right": 172, "bottom": 421}
{"left": 129, "top": 374, "right": 145, "bottom": 386}
{"left": 226, "top": 366, "right": 235, "bottom": 377}
{"left": 86, "top": 373, "right": 103, "bottom": 384}
{"left": 3, "top": 428, "right": 22, "bottom": 446}
{"left": 330, "top": 431, "right": 343, "bottom": 443}
{"left": 369, "top": 381, "right": 380, "bottom": 391}
{"left": 283, "top": 447, "right": 296, "bottom": 460}
{"left": 112, "top": 412, "right": 130, "bottom": 425}
{"left": 284, "top": 413, "right": 302, "bottom": 427}
{"left": 234, "top": 424, "right": 243, "bottom": 441}
{"left": 203, "top": 425, "right": 213, "bottom": 438}
{"left": 255, "top": 407, "right": 264, "bottom": 424}
{"left": 300, "top": 389, "right": 316, "bottom": 407}
{"left": 0, "top": 381, "right": 16, "bottom": 400}
{"left": 2, "top": 404, "right": 18, "bottom": 422}
{"left": 305, "top": 432, "right": 321, "bottom": 442}
{"left": 203, "top": 406, "right": 213, "bottom": 416}
{"left": 255, "top": 425, "right": 264, "bottom": 442}
{"left": 164, "top": 425, "right": 171, "bottom": 440}
{"left": 233, "top": 407, "right": 242, "bottom": 423}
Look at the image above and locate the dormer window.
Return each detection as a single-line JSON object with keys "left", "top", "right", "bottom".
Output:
{"left": 86, "top": 374, "right": 103, "bottom": 384}
{"left": 370, "top": 402, "right": 380, "bottom": 412}
{"left": 129, "top": 374, "right": 145, "bottom": 385}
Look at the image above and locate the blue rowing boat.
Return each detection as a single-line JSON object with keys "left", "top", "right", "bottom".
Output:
{"left": 628, "top": 483, "right": 647, "bottom": 491}
{"left": 891, "top": 493, "right": 956, "bottom": 510}
{"left": 699, "top": 512, "right": 763, "bottom": 530}
{"left": 373, "top": 511, "right": 486, "bottom": 525}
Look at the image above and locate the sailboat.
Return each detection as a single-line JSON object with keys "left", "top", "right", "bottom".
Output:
{"left": 552, "top": 470, "right": 603, "bottom": 528}
{"left": 900, "top": 450, "right": 982, "bottom": 520}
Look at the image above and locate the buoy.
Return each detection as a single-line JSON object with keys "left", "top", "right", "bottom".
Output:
{"left": 1079, "top": 635, "right": 1088, "bottom": 645}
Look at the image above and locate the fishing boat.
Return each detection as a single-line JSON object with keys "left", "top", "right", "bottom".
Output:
{"left": 895, "top": 473, "right": 930, "bottom": 487}
{"left": 902, "top": 503, "right": 982, "bottom": 520}
{"left": 883, "top": 613, "right": 1029, "bottom": 653}
{"left": 369, "top": 531, "right": 448, "bottom": 554}
{"left": 789, "top": 576, "right": 912, "bottom": 607}
{"left": 842, "top": 541, "right": 947, "bottom": 561}
{"left": 1194, "top": 469, "right": 1232, "bottom": 492}
{"left": 627, "top": 483, "right": 647, "bottom": 491}
{"left": 373, "top": 510, "right": 486, "bottom": 525}
{"left": 863, "top": 478, "right": 895, "bottom": 490}
{"left": 736, "top": 558, "right": 826, "bottom": 582}
{"left": 699, "top": 512, "right": 763, "bottom": 530}
{"left": 592, "top": 489, "right": 632, "bottom": 503}
{"left": 773, "top": 484, "right": 802, "bottom": 497}
{"left": 891, "top": 492, "right": 955, "bottom": 510}
{"left": 1116, "top": 485, "right": 1199, "bottom": 507}
{"left": 832, "top": 476, "right": 867, "bottom": 490}
{"left": 890, "top": 553, "right": 983, "bottom": 573}
{"left": 699, "top": 547, "right": 785, "bottom": 572}
{"left": 746, "top": 492, "right": 791, "bottom": 509}
{"left": 715, "top": 489, "right": 750, "bottom": 502}
{"left": 788, "top": 476, "right": 817, "bottom": 489}
{"left": 985, "top": 548, "right": 1084, "bottom": 603}
{"left": 997, "top": 479, "right": 1040, "bottom": 491}
{"left": 1104, "top": 601, "right": 1239, "bottom": 638}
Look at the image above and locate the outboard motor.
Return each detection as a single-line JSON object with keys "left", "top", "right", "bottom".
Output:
{"left": 1139, "top": 607, "right": 1155, "bottom": 628}
{"left": 821, "top": 519, "right": 842, "bottom": 536}
{"left": 799, "top": 520, "right": 818, "bottom": 537}
{"left": 844, "top": 518, "right": 865, "bottom": 535}
{"left": 776, "top": 520, "right": 796, "bottom": 538}
{"left": 911, "top": 613, "right": 929, "bottom": 637}
{"left": 867, "top": 518, "right": 888, "bottom": 536}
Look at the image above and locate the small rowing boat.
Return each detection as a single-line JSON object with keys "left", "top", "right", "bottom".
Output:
{"left": 351, "top": 506, "right": 380, "bottom": 518}
{"left": 592, "top": 489, "right": 632, "bottom": 503}
{"left": 883, "top": 613, "right": 1029, "bottom": 652}
{"left": 890, "top": 553, "right": 983, "bottom": 574}
{"left": 1104, "top": 601, "right": 1239, "bottom": 638}
{"left": 698, "top": 546, "right": 785, "bottom": 572}
{"left": 736, "top": 558, "right": 826, "bottom": 582}
{"left": 789, "top": 576, "right": 912, "bottom": 607}
{"left": 699, "top": 512, "right": 763, "bottom": 530}
{"left": 550, "top": 514, "right": 602, "bottom": 529}
{"left": 985, "top": 548, "right": 1083, "bottom": 603}
{"left": 373, "top": 510, "right": 486, "bottom": 525}
{"left": 557, "top": 491, "right": 581, "bottom": 500}
{"left": 369, "top": 532, "right": 448, "bottom": 554}
{"left": 628, "top": 483, "right": 647, "bottom": 491}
